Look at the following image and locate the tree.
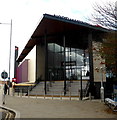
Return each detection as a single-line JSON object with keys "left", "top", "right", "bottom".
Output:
{"left": 99, "top": 32, "right": 117, "bottom": 73}
{"left": 92, "top": 1, "right": 117, "bottom": 29}
{"left": 91, "top": 1, "right": 117, "bottom": 79}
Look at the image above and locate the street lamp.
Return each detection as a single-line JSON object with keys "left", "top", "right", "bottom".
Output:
{"left": 0, "top": 20, "right": 12, "bottom": 95}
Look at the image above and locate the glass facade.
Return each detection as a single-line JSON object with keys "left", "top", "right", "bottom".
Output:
{"left": 47, "top": 43, "right": 89, "bottom": 81}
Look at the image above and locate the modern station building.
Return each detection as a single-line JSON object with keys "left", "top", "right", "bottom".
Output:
{"left": 16, "top": 14, "right": 109, "bottom": 97}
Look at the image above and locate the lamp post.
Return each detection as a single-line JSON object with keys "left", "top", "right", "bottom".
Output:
{"left": 0, "top": 20, "right": 12, "bottom": 95}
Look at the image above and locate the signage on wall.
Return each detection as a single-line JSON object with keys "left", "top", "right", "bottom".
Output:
{"left": 61, "top": 61, "right": 76, "bottom": 66}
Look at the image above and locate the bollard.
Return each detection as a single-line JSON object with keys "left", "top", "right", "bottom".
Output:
{"left": 12, "top": 88, "right": 14, "bottom": 96}
{"left": 100, "top": 86, "right": 104, "bottom": 102}
{"left": 22, "top": 89, "right": 23, "bottom": 97}
{"left": 52, "top": 92, "right": 54, "bottom": 100}
{"left": 20, "top": 89, "right": 22, "bottom": 97}
{"left": 22, "top": 89, "right": 24, "bottom": 96}
{"left": 28, "top": 89, "right": 30, "bottom": 98}
{"left": 69, "top": 91, "right": 71, "bottom": 100}
{"left": 89, "top": 92, "right": 91, "bottom": 100}
{"left": 36, "top": 93, "right": 37, "bottom": 98}
{"left": 13, "top": 88, "right": 15, "bottom": 96}
{"left": 78, "top": 89, "right": 80, "bottom": 100}
{"left": 60, "top": 92, "right": 62, "bottom": 100}
{"left": 44, "top": 93, "right": 45, "bottom": 99}
{"left": 78, "top": 91, "right": 79, "bottom": 99}
{"left": 18, "top": 89, "right": 19, "bottom": 96}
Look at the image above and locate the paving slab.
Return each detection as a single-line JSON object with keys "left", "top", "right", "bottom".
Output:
{"left": 3, "top": 95, "right": 117, "bottom": 118}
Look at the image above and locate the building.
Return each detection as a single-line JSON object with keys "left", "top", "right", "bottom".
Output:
{"left": 16, "top": 14, "right": 110, "bottom": 98}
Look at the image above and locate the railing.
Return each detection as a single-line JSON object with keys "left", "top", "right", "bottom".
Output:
{"left": 11, "top": 80, "right": 90, "bottom": 100}
{"left": 11, "top": 88, "right": 82, "bottom": 100}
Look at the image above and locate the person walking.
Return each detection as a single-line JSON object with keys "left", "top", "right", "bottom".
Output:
{"left": 3, "top": 82, "right": 8, "bottom": 105}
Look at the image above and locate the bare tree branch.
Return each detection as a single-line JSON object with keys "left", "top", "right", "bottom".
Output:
{"left": 91, "top": 1, "right": 117, "bottom": 29}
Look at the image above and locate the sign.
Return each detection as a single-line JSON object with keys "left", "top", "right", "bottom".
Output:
{"left": 12, "top": 78, "right": 16, "bottom": 83}
{"left": 1, "top": 71, "right": 8, "bottom": 79}
{"left": 61, "top": 61, "right": 76, "bottom": 66}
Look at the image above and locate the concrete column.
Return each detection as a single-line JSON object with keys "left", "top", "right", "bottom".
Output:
{"left": 88, "top": 31, "right": 94, "bottom": 82}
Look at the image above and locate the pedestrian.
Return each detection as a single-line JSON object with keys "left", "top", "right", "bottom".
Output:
{"left": 3, "top": 82, "right": 8, "bottom": 105}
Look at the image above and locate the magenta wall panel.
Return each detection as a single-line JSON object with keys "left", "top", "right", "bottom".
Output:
{"left": 16, "top": 59, "right": 29, "bottom": 83}
{"left": 16, "top": 65, "right": 22, "bottom": 83}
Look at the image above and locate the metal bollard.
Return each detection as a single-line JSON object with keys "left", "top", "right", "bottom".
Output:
{"left": 44, "top": 93, "right": 45, "bottom": 99}
{"left": 20, "top": 89, "right": 22, "bottom": 97}
{"left": 60, "top": 92, "right": 62, "bottom": 100}
{"left": 69, "top": 91, "right": 71, "bottom": 100}
{"left": 17, "top": 89, "right": 19, "bottom": 96}
{"left": 52, "top": 92, "right": 54, "bottom": 100}
{"left": 36, "top": 92, "right": 37, "bottom": 98}
{"left": 28, "top": 89, "right": 30, "bottom": 98}
{"left": 89, "top": 92, "right": 91, "bottom": 100}
{"left": 78, "top": 90, "right": 80, "bottom": 100}
{"left": 100, "top": 86, "right": 104, "bottom": 102}
{"left": 12, "top": 88, "right": 14, "bottom": 96}
{"left": 22, "top": 89, "right": 25, "bottom": 96}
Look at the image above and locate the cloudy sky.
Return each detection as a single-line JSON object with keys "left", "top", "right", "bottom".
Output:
{"left": 0, "top": 0, "right": 116, "bottom": 80}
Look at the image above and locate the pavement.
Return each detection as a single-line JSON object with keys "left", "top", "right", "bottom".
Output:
{"left": 2, "top": 95, "right": 117, "bottom": 119}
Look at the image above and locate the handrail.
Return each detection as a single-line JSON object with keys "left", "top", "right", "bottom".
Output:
{"left": 13, "top": 88, "right": 80, "bottom": 96}
{"left": 13, "top": 80, "right": 89, "bottom": 99}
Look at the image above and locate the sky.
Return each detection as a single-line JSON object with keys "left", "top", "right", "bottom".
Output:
{"left": 0, "top": 0, "right": 116, "bottom": 80}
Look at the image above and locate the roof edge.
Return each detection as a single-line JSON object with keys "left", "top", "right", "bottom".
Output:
{"left": 43, "top": 13, "right": 111, "bottom": 32}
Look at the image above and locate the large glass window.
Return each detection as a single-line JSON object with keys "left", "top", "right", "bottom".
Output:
{"left": 48, "top": 43, "right": 89, "bottom": 81}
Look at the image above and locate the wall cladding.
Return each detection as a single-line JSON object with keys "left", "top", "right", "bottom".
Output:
{"left": 17, "top": 59, "right": 29, "bottom": 83}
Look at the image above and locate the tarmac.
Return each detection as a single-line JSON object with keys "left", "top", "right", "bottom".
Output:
{"left": 2, "top": 95, "right": 117, "bottom": 119}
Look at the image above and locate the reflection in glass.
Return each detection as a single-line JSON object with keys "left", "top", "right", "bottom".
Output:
{"left": 48, "top": 43, "right": 89, "bottom": 81}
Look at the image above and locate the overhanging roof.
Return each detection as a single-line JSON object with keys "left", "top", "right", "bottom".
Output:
{"left": 17, "top": 13, "right": 110, "bottom": 62}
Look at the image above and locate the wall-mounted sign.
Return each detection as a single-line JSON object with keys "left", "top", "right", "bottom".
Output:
{"left": 61, "top": 61, "right": 76, "bottom": 66}
{"left": 1, "top": 71, "right": 8, "bottom": 79}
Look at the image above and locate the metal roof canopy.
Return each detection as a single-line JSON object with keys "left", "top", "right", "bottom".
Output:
{"left": 17, "top": 14, "right": 109, "bottom": 62}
